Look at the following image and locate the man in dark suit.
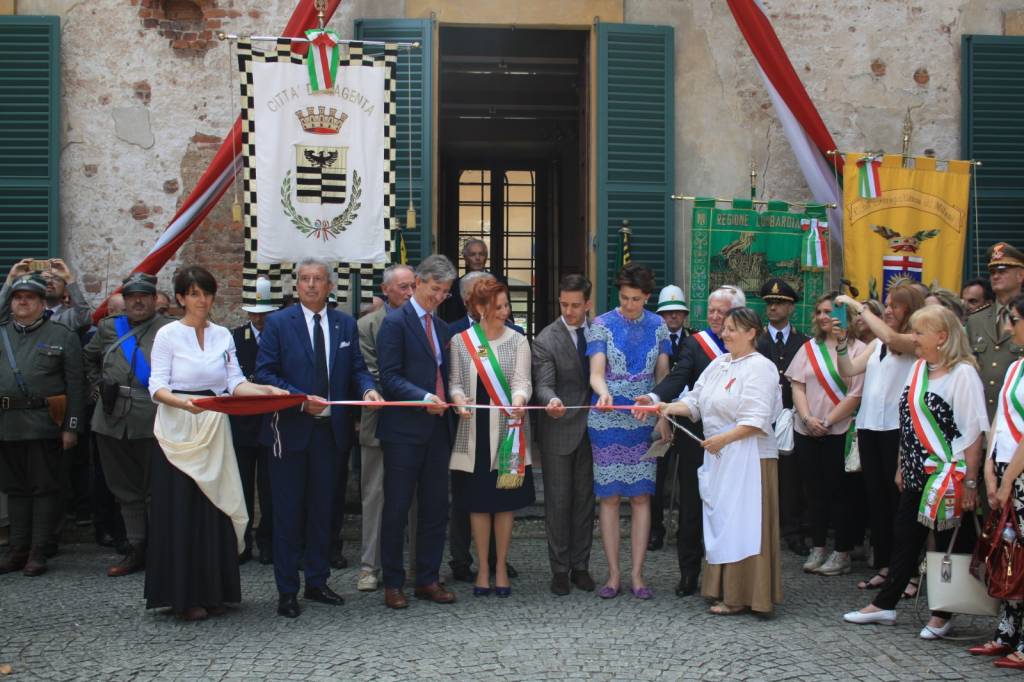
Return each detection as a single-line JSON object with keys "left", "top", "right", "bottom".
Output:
{"left": 446, "top": 270, "right": 524, "bottom": 582}
{"left": 255, "top": 259, "right": 380, "bottom": 618}
{"left": 376, "top": 254, "right": 458, "bottom": 609}
{"left": 229, "top": 277, "right": 278, "bottom": 565}
{"left": 533, "top": 274, "right": 596, "bottom": 595}
{"left": 634, "top": 286, "right": 744, "bottom": 596}
{"left": 440, "top": 239, "right": 512, "bottom": 324}
{"left": 756, "top": 277, "right": 809, "bottom": 555}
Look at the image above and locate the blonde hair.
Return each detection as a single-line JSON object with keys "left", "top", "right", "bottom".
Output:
{"left": 909, "top": 304, "right": 978, "bottom": 371}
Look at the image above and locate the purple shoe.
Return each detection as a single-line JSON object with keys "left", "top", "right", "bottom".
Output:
{"left": 631, "top": 586, "right": 654, "bottom": 600}
{"left": 598, "top": 585, "right": 621, "bottom": 599}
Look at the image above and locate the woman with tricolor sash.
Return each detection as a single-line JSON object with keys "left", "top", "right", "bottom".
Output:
{"left": 973, "top": 294, "right": 1024, "bottom": 668}
{"left": 660, "top": 307, "right": 783, "bottom": 616}
{"left": 785, "top": 294, "right": 865, "bottom": 577}
{"left": 835, "top": 284, "right": 924, "bottom": 595}
{"left": 449, "top": 278, "right": 534, "bottom": 598}
{"left": 844, "top": 305, "right": 988, "bottom": 640}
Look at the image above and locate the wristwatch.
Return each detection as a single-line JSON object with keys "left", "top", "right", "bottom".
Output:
{"left": 964, "top": 479, "right": 978, "bottom": 489}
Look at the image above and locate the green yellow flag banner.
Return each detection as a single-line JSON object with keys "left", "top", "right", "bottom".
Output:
{"left": 843, "top": 154, "right": 972, "bottom": 300}
{"left": 689, "top": 198, "right": 826, "bottom": 331}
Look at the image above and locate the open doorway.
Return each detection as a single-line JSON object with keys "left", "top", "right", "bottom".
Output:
{"left": 438, "top": 26, "right": 589, "bottom": 337}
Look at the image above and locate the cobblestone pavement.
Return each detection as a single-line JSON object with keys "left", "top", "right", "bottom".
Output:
{"left": 0, "top": 523, "right": 1016, "bottom": 681}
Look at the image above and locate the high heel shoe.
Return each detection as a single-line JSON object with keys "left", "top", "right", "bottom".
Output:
{"left": 472, "top": 585, "right": 491, "bottom": 597}
{"left": 494, "top": 586, "right": 511, "bottom": 598}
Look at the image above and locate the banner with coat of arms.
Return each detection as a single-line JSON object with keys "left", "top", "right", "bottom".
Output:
{"left": 237, "top": 39, "right": 398, "bottom": 305}
{"left": 842, "top": 153, "right": 972, "bottom": 301}
{"left": 689, "top": 198, "right": 827, "bottom": 332}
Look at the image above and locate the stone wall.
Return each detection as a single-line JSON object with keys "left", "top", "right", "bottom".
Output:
{"left": 14, "top": 0, "right": 1024, "bottom": 324}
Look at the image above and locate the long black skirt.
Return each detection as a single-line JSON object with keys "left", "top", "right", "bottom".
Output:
{"left": 145, "top": 446, "right": 241, "bottom": 612}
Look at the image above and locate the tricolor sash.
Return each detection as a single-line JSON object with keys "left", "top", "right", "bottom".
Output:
{"left": 113, "top": 315, "right": 152, "bottom": 388}
{"left": 694, "top": 330, "right": 725, "bottom": 362}
{"left": 304, "top": 29, "right": 341, "bottom": 92}
{"left": 856, "top": 155, "right": 882, "bottom": 198}
{"left": 1001, "top": 359, "right": 1024, "bottom": 445}
{"left": 907, "top": 360, "right": 964, "bottom": 530}
{"left": 804, "top": 339, "right": 846, "bottom": 406}
{"left": 460, "top": 324, "right": 526, "bottom": 489}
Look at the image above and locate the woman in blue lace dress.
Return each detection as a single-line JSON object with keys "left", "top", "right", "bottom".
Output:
{"left": 587, "top": 263, "right": 670, "bottom": 599}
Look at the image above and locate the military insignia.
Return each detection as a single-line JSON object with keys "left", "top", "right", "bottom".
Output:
{"left": 771, "top": 282, "right": 780, "bottom": 294}
{"left": 993, "top": 244, "right": 1005, "bottom": 261}
{"left": 477, "top": 345, "right": 488, "bottom": 358}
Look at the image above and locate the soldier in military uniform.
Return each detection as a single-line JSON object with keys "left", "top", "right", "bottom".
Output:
{"left": 755, "top": 278, "right": 810, "bottom": 555}
{"left": 83, "top": 273, "right": 170, "bottom": 577}
{"left": 966, "top": 242, "right": 1024, "bottom": 421}
{"left": 229, "top": 277, "right": 278, "bottom": 565}
{"left": 0, "top": 273, "right": 84, "bottom": 576}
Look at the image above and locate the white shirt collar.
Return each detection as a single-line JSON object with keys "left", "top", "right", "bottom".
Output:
{"left": 300, "top": 303, "right": 328, "bottom": 323}
{"left": 560, "top": 316, "right": 589, "bottom": 333}
{"left": 769, "top": 322, "right": 791, "bottom": 344}
{"left": 249, "top": 322, "right": 261, "bottom": 340}
{"left": 409, "top": 296, "right": 430, "bottom": 319}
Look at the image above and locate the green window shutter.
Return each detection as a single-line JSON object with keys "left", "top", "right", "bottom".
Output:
{"left": 356, "top": 18, "right": 433, "bottom": 266}
{"left": 596, "top": 23, "right": 675, "bottom": 310}
{"left": 0, "top": 16, "right": 60, "bottom": 275}
{"left": 962, "top": 35, "right": 1024, "bottom": 277}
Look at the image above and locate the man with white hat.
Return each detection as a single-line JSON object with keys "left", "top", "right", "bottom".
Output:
{"left": 230, "top": 276, "right": 279, "bottom": 564}
{"left": 648, "top": 285, "right": 692, "bottom": 551}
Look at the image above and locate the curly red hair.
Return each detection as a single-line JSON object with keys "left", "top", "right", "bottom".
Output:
{"left": 466, "top": 277, "right": 509, "bottom": 321}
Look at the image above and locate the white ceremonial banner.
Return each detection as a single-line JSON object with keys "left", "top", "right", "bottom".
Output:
{"left": 252, "top": 60, "right": 386, "bottom": 263}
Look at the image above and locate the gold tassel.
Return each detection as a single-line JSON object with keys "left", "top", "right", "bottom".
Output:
{"left": 406, "top": 202, "right": 417, "bottom": 231}
{"left": 496, "top": 473, "right": 524, "bottom": 490}
{"left": 232, "top": 199, "right": 242, "bottom": 223}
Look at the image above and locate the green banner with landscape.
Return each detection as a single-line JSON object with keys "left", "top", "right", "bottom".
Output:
{"left": 689, "top": 198, "right": 827, "bottom": 333}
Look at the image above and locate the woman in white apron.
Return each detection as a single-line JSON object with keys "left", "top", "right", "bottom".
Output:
{"left": 661, "top": 307, "right": 782, "bottom": 615}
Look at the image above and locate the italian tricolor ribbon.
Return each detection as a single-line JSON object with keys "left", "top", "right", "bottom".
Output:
{"left": 907, "top": 360, "right": 964, "bottom": 530}
{"left": 800, "top": 217, "right": 829, "bottom": 271}
{"left": 694, "top": 330, "right": 725, "bottom": 362}
{"left": 804, "top": 339, "right": 846, "bottom": 405}
{"left": 304, "top": 28, "right": 341, "bottom": 92}
{"left": 1001, "top": 359, "right": 1024, "bottom": 445}
{"left": 856, "top": 155, "right": 882, "bottom": 198}
{"left": 460, "top": 324, "right": 527, "bottom": 489}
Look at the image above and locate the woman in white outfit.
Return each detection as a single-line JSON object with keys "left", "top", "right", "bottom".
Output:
{"left": 660, "top": 306, "right": 782, "bottom": 615}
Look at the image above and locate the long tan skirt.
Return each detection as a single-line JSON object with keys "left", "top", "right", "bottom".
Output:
{"left": 701, "top": 458, "right": 782, "bottom": 613}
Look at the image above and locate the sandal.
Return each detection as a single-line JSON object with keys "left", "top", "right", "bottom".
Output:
{"left": 709, "top": 602, "right": 748, "bottom": 616}
{"left": 857, "top": 572, "right": 888, "bottom": 590}
{"left": 901, "top": 577, "right": 920, "bottom": 600}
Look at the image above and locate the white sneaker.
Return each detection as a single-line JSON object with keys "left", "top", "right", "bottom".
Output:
{"left": 816, "top": 551, "right": 852, "bottom": 576}
{"left": 843, "top": 608, "right": 897, "bottom": 625}
{"left": 802, "top": 548, "right": 828, "bottom": 573}
{"left": 920, "top": 619, "right": 954, "bottom": 639}
{"left": 357, "top": 569, "right": 379, "bottom": 592}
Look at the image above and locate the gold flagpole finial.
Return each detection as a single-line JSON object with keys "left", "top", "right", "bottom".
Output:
{"left": 314, "top": 0, "right": 327, "bottom": 29}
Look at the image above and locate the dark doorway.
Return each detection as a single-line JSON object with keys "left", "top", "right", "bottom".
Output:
{"left": 438, "top": 26, "right": 588, "bottom": 337}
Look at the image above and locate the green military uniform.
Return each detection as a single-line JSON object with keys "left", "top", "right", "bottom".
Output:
{"left": 0, "top": 273, "right": 84, "bottom": 576}
{"left": 966, "top": 242, "right": 1024, "bottom": 421}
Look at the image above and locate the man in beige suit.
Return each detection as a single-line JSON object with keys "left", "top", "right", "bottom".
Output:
{"left": 357, "top": 264, "right": 416, "bottom": 591}
{"left": 532, "top": 274, "right": 596, "bottom": 596}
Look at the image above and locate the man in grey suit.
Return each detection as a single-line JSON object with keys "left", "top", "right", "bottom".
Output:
{"left": 532, "top": 274, "right": 596, "bottom": 596}
{"left": 356, "top": 264, "right": 416, "bottom": 592}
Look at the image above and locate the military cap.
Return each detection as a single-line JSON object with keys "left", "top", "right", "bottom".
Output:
{"left": 10, "top": 272, "right": 47, "bottom": 297}
{"left": 121, "top": 272, "right": 158, "bottom": 295}
{"left": 759, "top": 277, "right": 800, "bottom": 303}
{"left": 987, "top": 242, "right": 1024, "bottom": 271}
{"left": 656, "top": 284, "right": 689, "bottom": 312}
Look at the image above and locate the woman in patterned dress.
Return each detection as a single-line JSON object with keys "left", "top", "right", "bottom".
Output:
{"left": 843, "top": 304, "right": 988, "bottom": 639}
{"left": 973, "top": 294, "right": 1024, "bottom": 669}
{"left": 587, "top": 263, "right": 670, "bottom": 599}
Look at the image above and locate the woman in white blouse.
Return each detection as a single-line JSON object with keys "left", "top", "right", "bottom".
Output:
{"left": 844, "top": 305, "right": 987, "bottom": 639}
{"left": 835, "top": 284, "right": 924, "bottom": 594}
{"left": 660, "top": 307, "right": 782, "bottom": 615}
{"left": 146, "top": 266, "right": 285, "bottom": 622}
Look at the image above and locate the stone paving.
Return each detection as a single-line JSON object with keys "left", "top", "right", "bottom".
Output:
{"left": 0, "top": 520, "right": 1016, "bottom": 681}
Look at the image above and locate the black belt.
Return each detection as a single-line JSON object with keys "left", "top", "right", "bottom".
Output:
{"left": 171, "top": 389, "right": 217, "bottom": 397}
{"left": 0, "top": 395, "right": 48, "bottom": 410}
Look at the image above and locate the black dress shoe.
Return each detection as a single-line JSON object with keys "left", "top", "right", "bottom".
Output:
{"left": 675, "top": 574, "right": 699, "bottom": 597}
{"left": 329, "top": 548, "right": 349, "bottom": 570}
{"left": 648, "top": 530, "right": 665, "bottom": 552}
{"left": 551, "top": 572, "right": 571, "bottom": 596}
{"left": 450, "top": 563, "right": 475, "bottom": 583}
{"left": 304, "top": 585, "right": 345, "bottom": 606}
{"left": 570, "top": 569, "right": 595, "bottom": 592}
{"left": 277, "top": 593, "right": 300, "bottom": 618}
{"left": 257, "top": 541, "right": 273, "bottom": 565}
{"left": 238, "top": 547, "right": 253, "bottom": 565}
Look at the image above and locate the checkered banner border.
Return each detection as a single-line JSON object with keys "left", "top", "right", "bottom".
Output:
{"left": 237, "top": 39, "right": 398, "bottom": 306}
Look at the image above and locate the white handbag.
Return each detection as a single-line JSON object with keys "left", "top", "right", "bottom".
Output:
{"left": 843, "top": 427, "right": 861, "bottom": 473}
{"left": 925, "top": 516, "right": 999, "bottom": 617}
{"left": 774, "top": 408, "right": 794, "bottom": 454}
